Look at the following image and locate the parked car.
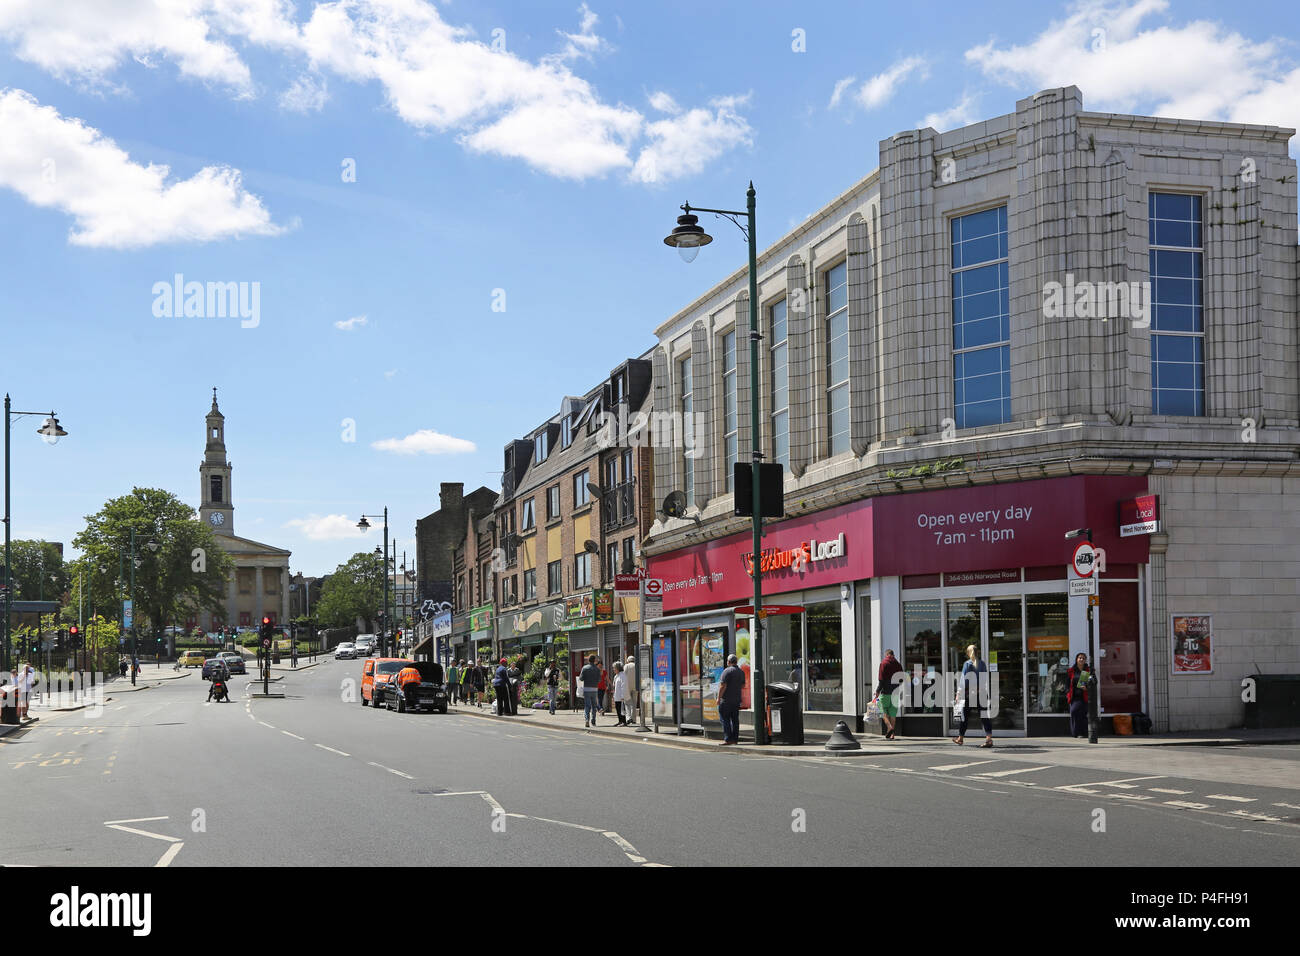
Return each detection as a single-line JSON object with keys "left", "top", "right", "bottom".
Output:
{"left": 362, "top": 658, "right": 412, "bottom": 708}
{"left": 179, "top": 649, "right": 206, "bottom": 668}
{"left": 218, "top": 651, "right": 246, "bottom": 675}
{"left": 385, "top": 661, "right": 448, "bottom": 714}
{"left": 335, "top": 642, "right": 356, "bottom": 660}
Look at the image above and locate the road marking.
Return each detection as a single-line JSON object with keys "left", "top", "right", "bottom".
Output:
{"left": 1055, "top": 787, "right": 1100, "bottom": 794}
{"left": 258, "top": 721, "right": 275, "bottom": 729}
{"left": 155, "top": 843, "right": 184, "bottom": 867}
{"left": 929, "top": 761, "right": 999, "bottom": 771}
{"left": 281, "top": 731, "right": 304, "bottom": 740}
{"left": 104, "top": 816, "right": 169, "bottom": 825}
{"left": 972, "top": 765, "right": 1051, "bottom": 778}
{"left": 1104, "top": 793, "right": 1153, "bottom": 801}
{"left": 1206, "top": 794, "right": 1256, "bottom": 803}
{"left": 367, "top": 761, "right": 413, "bottom": 779}
{"left": 1164, "top": 800, "right": 1211, "bottom": 809}
{"left": 314, "top": 744, "right": 350, "bottom": 756}
{"left": 1149, "top": 788, "right": 1192, "bottom": 795}
{"left": 479, "top": 792, "right": 504, "bottom": 814}
{"left": 1060, "top": 775, "right": 1163, "bottom": 790}
{"left": 1273, "top": 802, "right": 1300, "bottom": 811}
{"left": 1228, "top": 809, "right": 1282, "bottom": 822}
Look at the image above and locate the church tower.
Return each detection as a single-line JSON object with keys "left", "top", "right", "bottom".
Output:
{"left": 199, "top": 388, "right": 234, "bottom": 536}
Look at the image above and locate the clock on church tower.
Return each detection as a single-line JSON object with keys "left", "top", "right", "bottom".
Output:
{"left": 200, "top": 387, "right": 234, "bottom": 536}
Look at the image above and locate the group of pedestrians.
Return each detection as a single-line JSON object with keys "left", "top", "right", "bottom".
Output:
{"left": 4, "top": 663, "right": 37, "bottom": 720}
{"left": 445, "top": 659, "right": 489, "bottom": 707}
{"left": 576, "top": 654, "right": 639, "bottom": 727}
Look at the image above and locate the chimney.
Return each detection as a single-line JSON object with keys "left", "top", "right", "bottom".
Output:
{"left": 439, "top": 482, "right": 464, "bottom": 511}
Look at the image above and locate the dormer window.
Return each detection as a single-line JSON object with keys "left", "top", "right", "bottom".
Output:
{"left": 561, "top": 416, "right": 573, "bottom": 449}
{"left": 535, "top": 431, "right": 549, "bottom": 463}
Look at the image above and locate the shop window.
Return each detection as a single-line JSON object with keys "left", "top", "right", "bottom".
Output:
{"left": 765, "top": 611, "right": 803, "bottom": 694}
{"left": 803, "top": 600, "right": 843, "bottom": 713}
{"left": 902, "top": 600, "right": 942, "bottom": 713}
{"left": 1099, "top": 581, "right": 1142, "bottom": 712}
{"left": 1026, "top": 592, "right": 1070, "bottom": 714}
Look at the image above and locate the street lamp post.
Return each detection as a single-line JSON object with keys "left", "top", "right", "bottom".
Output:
{"left": 664, "top": 185, "right": 769, "bottom": 745}
{"left": 358, "top": 510, "right": 390, "bottom": 656}
{"left": 3, "top": 395, "right": 67, "bottom": 674}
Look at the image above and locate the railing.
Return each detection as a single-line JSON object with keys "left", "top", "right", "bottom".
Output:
{"left": 601, "top": 479, "right": 638, "bottom": 533}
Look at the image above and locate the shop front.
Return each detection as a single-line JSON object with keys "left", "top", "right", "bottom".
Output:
{"left": 647, "top": 475, "right": 1151, "bottom": 737}
{"left": 467, "top": 603, "right": 493, "bottom": 663}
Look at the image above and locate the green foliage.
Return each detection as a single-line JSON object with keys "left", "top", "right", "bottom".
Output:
{"left": 885, "top": 457, "right": 965, "bottom": 481}
{"left": 72, "top": 487, "right": 235, "bottom": 636}
{"left": 1, "top": 539, "right": 68, "bottom": 603}
{"left": 314, "top": 551, "right": 385, "bottom": 629}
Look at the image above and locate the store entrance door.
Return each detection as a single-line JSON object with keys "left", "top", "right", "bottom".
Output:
{"left": 946, "top": 597, "right": 1025, "bottom": 733}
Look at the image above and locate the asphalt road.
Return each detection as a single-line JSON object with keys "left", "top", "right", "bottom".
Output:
{"left": 4, "top": 659, "right": 1299, "bottom": 867}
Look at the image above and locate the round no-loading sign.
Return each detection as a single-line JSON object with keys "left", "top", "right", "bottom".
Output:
{"left": 1072, "top": 542, "right": 1097, "bottom": 577}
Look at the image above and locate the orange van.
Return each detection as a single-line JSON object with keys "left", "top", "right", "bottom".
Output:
{"left": 361, "top": 657, "right": 412, "bottom": 707}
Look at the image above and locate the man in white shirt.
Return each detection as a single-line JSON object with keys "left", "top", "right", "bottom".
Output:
{"left": 15, "top": 663, "right": 36, "bottom": 720}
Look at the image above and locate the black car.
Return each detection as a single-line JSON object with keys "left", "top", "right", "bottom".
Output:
{"left": 385, "top": 662, "right": 449, "bottom": 714}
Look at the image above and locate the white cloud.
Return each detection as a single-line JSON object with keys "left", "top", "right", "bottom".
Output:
{"left": 334, "top": 314, "right": 367, "bottom": 331}
{"left": 383, "top": 369, "right": 396, "bottom": 379}
{"left": 965, "top": 0, "right": 1300, "bottom": 140}
{"left": 920, "top": 92, "right": 981, "bottom": 132}
{"left": 853, "top": 57, "right": 927, "bottom": 110}
{"left": 631, "top": 95, "right": 753, "bottom": 185}
{"left": 0, "top": 88, "right": 285, "bottom": 248}
{"left": 0, "top": 0, "right": 751, "bottom": 183}
{"left": 0, "top": 0, "right": 261, "bottom": 95}
{"left": 280, "top": 71, "right": 328, "bottom": 112}
{"left": 828, "top": 76, "right": 856, "bottom": 109}
{"left": 371, "top": 429, "right": 476, "bottom": 455}
{"left": 284, "top": 513, "right": 366, "bottom": 541}
{"left": 647, "top": 90, "right": 680, "bottom": 114}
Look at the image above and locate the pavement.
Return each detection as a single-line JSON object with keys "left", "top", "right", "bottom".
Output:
{"left": 442, "top": 697, "right": 1300, "bottom": 756}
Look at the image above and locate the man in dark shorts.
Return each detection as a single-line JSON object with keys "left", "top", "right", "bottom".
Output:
{"left": 718, "top": 654, "right": 746, "bottom": 745}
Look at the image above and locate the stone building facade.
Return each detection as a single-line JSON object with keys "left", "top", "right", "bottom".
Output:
{"left": 643, "top": 87, "right": 1299, "bottom": 734}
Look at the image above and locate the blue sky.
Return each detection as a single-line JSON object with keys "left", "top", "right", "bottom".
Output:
{"left": 1, "top": 0, "right": 1297, "bottom": 576}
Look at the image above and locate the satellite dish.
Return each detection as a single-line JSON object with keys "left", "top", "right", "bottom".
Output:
{"left": 583, "top": 540, "right": 600, "bottom": 554}
{"left": 662, "top": 491, "right": 687, "bottom": 518}
{"left": 587, "top": 481, "right": 602, "bottom": 499}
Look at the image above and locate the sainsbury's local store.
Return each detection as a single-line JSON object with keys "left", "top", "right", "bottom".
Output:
{"left": 647, "top": 475, "right": 1151, "bottom": 736}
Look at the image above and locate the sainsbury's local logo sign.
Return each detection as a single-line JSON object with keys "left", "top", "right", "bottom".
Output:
{"left": 743, "top": 533, "right": 846, "bottom": 576}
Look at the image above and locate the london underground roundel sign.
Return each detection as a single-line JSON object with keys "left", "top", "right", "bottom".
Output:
{"left": 1072, "top": 542, "right": 1097, "bottom": 578}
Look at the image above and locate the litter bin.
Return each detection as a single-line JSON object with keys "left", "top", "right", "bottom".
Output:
{"left": 767, "top": 681, "right": 803, "bottom": 745}
{"left": 1, "top": 685, "right": 17, "bottom": 725}
{"left": 1243, "top": 674, "right": 1300, "bottom": 728}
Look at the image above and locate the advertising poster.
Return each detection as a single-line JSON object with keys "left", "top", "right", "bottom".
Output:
{"left": 652, "top": 634, "right": 675, "bottom": 721}
{"left": 699, "top": 626, "right": 727, "bottom": 724}
{"left": 1172, "top": 614, "right": 1212, "bottom": 674}
{"left": 594, "top": 588, "right": 614, "bottom": 625}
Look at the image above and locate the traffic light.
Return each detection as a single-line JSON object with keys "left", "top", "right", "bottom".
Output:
{"left": 69, "top": 625, "right": 80, "bottom": 650}
{"left": 56, "top": 629, "right": 67, "bottom": 652}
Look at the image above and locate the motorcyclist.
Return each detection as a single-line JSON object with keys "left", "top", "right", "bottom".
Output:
{"left": 207, "top": 659, "right": 231, "bottom": 702}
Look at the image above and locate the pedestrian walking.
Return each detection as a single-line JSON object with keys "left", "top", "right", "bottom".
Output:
{"left": 119, "top": 656, "right": 128, "bottom": 677}
{"left": 612, "top": 661, "right": 628, "bottom": 725}
{"left": 952, "top": 643, "right": 993, "bottom": 747}
{"left": 597, "top": 659, "right": 608, "bottom": 714}
{"left": 473, "top": 660, "right": 487, "bottom": 707}
{"left": 493, "top": 658, "right": 512, "bottom": 716}
{"left": 508, "top": 657, "right": 523, "bottom": 714}
{"left": 14, "top": 662, "right": 36, "bottom": 720}
{"left": 545, "top": 660, "right": 561, "bottom": 715}
{"left": 463, "top": 660, "right": 476, "bottom": 705}
{"left": 579, "top": 654, "right": 602, "bottom": 728}
{"left": 717, "top": 654, "right": 745, "bottom": 745}
{"left": 1067, "top": 652, "right": 1092, "bottom": 738}
{"left": 876, "top": 649, "right": 904, "bottom": 740}
{"left": 447, "top": 660, "right": 461, "bottom": 704}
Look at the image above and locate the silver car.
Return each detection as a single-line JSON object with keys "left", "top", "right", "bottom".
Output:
{"left": 335, "top": 642, "right": 357, "bottom": 660}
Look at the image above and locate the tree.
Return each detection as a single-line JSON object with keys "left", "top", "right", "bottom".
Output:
{"left": 315, "top": 552, "right": 385, "bottom": 629}
{"left": 72, "top": 488, "right": 235, "bottom": 640}
{"left": 1, "top": 539, "right": 68, "bottom": 603}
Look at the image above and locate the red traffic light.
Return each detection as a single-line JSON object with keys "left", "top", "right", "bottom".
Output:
{"left": 262, "top": 617, "right": 270, "bottom": 625}
{"left": 69, "top": 625, "right": 79, "bottom": 635}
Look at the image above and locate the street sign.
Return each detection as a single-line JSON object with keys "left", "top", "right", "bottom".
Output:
{"left": 261, "top": 637, "right": 271, "bottom": 649}
{"left": 1088, "top": 594, "right": 1100, "bottom": 606}
{"left": 644, "top": 578, "right": 663, "bottom": 597}
{"left": 614, "top": 574, "right": 641, "bottom": 599}
{"left": 1069, "top": 577, "right": 1098, "bottom": 596}
{"left": 1071, "top": 542, "right": 1097, "bottom": 578}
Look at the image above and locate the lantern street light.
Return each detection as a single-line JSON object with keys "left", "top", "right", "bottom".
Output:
{"left": 358, "top": 509, "right": 390, "bottom": 656}
{"left": 663, "top": 185, "right": 769, "bottom": 745}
